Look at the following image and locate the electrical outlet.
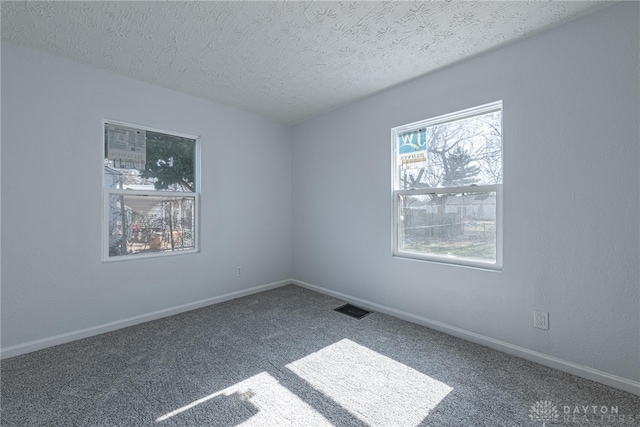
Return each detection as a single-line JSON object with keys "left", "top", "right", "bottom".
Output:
{"left": 236, "top": 267, "right": 242, "bottom": 277}
{"left": 534, "top": 310, "right": 549, "bottom": 330}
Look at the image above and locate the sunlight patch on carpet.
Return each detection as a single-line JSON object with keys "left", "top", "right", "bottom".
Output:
{"left": 286, "top": 338, "right": 453, "bottom": 426}
{"left": 156, "top": 372, "right": 333, "bottom": 425}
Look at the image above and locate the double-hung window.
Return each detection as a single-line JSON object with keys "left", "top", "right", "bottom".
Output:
{"left": 103, "top": 121, "right": 200, "bottom": 261}
{"left": 392, "top": 101, "right": 502, "bottom": 269}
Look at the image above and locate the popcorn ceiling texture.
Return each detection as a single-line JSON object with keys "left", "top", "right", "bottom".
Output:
{"left": 1, "top": 1, "right": 610, "bottom": 124}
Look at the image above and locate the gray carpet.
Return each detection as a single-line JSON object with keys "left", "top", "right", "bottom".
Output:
{"left": 1, "top": 285, "right": 638, "bottom": 426}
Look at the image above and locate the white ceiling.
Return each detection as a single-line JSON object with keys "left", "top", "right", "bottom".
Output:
{"left": 1, "top": 1, "right": 612, "bottom": 125}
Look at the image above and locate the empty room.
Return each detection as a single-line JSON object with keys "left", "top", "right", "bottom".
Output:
{"left": 1, "top": 1, "right": 639, "bottom": 426}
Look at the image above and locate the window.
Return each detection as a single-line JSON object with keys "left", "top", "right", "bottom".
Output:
{"left": 392, "top": 101, "right": 502, "bottom": 269}
{"left": 103, "top": 121, "right": 199, "bottom": 261}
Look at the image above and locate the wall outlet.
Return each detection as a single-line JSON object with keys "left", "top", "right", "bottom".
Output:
{"left": 236, "top": 267, "right": 242, "bottom": 277}
{"left": 534, "top": 310, "right": 549, "bottom": 330}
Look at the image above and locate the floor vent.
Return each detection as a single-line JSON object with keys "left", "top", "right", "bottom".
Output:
{"left": 334, "top": 303, "right": 371, "bottom": 320}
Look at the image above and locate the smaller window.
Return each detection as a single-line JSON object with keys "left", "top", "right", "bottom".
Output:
{"left": 103, "top": 122, "right": 200, "bottom": 261}
{"left": 392, "top": 101, "right": 503, "bottom": 269}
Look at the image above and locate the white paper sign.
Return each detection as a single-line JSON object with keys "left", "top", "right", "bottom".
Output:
{"left": 107, "top": 123, "right": 146, "bottom": 170}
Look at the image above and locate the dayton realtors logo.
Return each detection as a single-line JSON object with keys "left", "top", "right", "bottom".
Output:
{"left": 529, "top": 401, "right": 638, "bottom": 426}
{"left": 529, "top": 401, "right": 560, "bottom": 426}
{"left": 562, "top": 404, "right": 635, "bottom": 424}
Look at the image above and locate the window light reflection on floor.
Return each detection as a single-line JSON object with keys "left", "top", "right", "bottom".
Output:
{"left": 285, "top": 339, "right": 453, "bottom": 426}
{"left": 156, "top": 371, "right": 334, "bottom": 425}
{"left": 157, "top": 339, "right": 452, "bottom": 425}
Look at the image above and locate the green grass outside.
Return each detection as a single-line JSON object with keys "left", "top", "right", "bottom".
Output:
{"left": 402, "top": 220, "right": 496, "bottom": 261}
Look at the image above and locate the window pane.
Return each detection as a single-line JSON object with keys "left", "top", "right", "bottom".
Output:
{"left": 397, "top": 110, "right": 502, "bottom": 190}
{"left": 107, "top": 194, "right": 196, "bottom": 257}
{"left": 104, "top": 124, "right": 196, "bottom": 192}
{"left": 397, "top": 191, "right": 497, "bottom": 263}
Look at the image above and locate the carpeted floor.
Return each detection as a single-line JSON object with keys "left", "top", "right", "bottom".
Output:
{"left": 1, "top": 285, "right": 638, "bottom": 426}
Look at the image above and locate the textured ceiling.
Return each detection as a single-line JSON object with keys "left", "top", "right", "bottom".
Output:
{"left": 1, "top": 1, "right": 612, "bottom": 124}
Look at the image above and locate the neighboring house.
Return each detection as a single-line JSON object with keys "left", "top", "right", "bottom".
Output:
{"left": 104, "top": 165, "right": 193, "bottom": 255}
{"left": 403, "top": 193, "right": 497, "bottom": 221}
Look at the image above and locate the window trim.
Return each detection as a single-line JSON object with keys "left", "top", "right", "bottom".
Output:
{"left": 102, "top": 119, "right": 201, "bottom": 263}
{"left": 391, "top": 101, "right": 503, "bottom": 270}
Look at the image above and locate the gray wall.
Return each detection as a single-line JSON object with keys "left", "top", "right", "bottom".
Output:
{"left": 292, "top": 3, "right": 639, "bottom": 382}
{"left": 1, "top": 42, "right": 293, "bottom": 350}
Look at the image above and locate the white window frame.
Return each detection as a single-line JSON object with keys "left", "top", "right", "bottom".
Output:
{"left": 391, "top": 101, "right": 503, "bottom": 270}
{"left": 102, "top": 120, "right": 201, "bottom": 262}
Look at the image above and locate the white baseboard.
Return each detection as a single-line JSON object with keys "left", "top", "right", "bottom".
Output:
{"left": 0, "top": 279, "right": 290, "bottom": 360}
{"left": 291, "top": 279, "right": 640, "bottom": 396}
{"left": 4, "top": 278, "right": 638, "bottom": 396}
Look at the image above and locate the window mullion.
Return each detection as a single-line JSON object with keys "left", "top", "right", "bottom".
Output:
{"left": 396, "top": 184, "right": 500, "bottom": 197}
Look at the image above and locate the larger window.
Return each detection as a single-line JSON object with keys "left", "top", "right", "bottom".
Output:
{"left": 392, "top": 101, "right": 502, "bottom": 269}
{"left": 103, "top": 121, "right": 200, "bottom": 261}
